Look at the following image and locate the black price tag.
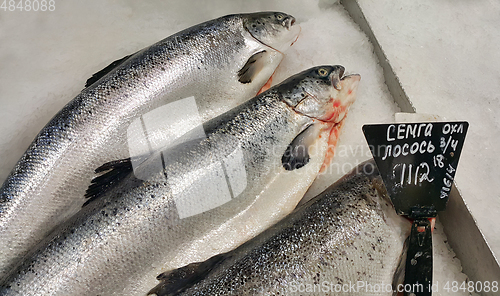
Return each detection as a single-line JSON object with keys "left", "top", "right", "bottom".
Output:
{"left": 363, "top": 122, "right": 468, "bottom": 217}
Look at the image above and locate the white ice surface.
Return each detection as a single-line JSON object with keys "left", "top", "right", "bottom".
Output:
{"left": 357, "top": 0, "right": 500, "bottom": 263}
{"left": 0, "top": 0, "right": 475, "bottom": 294}
{"left": 433, "top": 218, "right": 479, "bottom": 296}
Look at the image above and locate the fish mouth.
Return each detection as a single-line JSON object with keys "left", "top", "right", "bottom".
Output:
{"left": 333, "top": 67, "right": 346, "bottom": 90}
{"left": 323, "top": 72, "right": 360, "bottom": 123}
{"left": 296, "top": 71, "right": 360, "bottom": 125}
{"left": 286, "top": 17, "right": 296, "bottom": 30}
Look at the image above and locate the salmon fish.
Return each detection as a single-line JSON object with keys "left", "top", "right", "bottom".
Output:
{"left": 0, "top": 12, "right": 300, "bottom": 278}
{"left": 0, "top": 66, "right": 359, "bottom": 296}
{"left": 149, "top": 160, "right": 411, "bottom": 296}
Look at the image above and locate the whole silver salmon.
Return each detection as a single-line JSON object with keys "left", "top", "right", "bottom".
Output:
{"left": 0, "top": 66, "right": 360, "bottom": 296}
{"left": 0, "top": 12, "right": 300, "bottom": 278}
{"left": 150, "top": 160, "right": 411, "bottom": 296}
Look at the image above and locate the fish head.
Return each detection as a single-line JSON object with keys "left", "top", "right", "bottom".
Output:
{"left": 243, "top": 12, "right": 301, "bottom": 53}
{"left": 279, "top": 65, "right": 360, "bottom": 123}
{"left": 277, "top": 66, "right": 360, "bottom": 173}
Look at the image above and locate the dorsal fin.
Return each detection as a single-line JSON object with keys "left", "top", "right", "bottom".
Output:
{"left": 84, "top": 54, "right": 134, "bottom": 88}
{"left": 237, "top": 50, "right": 267, "bottom": 84}
{"left": 148, "top": 253, "right": 230, "bottom": 296}
{"left": 83, "top": 158, "right": 133, "bottom": 206}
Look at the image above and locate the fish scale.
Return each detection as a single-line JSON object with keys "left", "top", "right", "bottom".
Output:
{"left": 0, "top": 65, "right": 359, "bottom": 296}
{"left": 153, "top": 161, "right": 410, "bottom": 296}
{"left": 0, "top": 12, "right": 300, "bottom": 278}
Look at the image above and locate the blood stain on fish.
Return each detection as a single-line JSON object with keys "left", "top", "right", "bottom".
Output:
{"left": 320, "top": 117, "right": 347, "bottom": 173}
{"left": 257, "top": 73, "right": 273, "bottom": 95}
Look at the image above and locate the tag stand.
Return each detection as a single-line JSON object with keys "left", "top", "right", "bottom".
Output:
{"left": 405, "top": 215, "right": 434, "bottom": 295}
{"left": 363, "top": 122, "right": 468, "bottom": 296}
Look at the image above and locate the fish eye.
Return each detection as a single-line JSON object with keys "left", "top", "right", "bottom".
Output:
{"left": 318, "top": 68, "right": 329, "bottom": 77}
{"left": 276, "top": 14, "right": 284, "bottom": 21}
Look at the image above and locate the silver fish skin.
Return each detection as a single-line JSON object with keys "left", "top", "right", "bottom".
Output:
{"left": 152, "top": 160, "right": 411, "bottom": 296}
{"left": 0, "top": 66, "right": 358, "bottom": 296}
{"left": 0, "top": 12, "right": 300, "bottom": 278}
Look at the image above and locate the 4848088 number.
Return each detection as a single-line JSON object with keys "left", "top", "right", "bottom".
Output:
{"left": 443, "top": 281, "right": 498, "bottom": 293}
{"left": 1, "top": 0, "right": 55, "bottom": 11}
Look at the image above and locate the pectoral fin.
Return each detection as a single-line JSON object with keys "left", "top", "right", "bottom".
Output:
{"left": 282, "top": 124, "right": 320, "bottom": 171}
{"left": 148, "top": 253, "right": 230, "bottom": 296}
{"left": 237, "top": 50, "right": 268, "bottom": 84}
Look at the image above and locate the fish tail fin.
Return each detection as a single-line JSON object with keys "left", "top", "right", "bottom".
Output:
{"left": 148, "top": 253, "right": 230, "bottom": 296}
{"left": 83, "top": 158, "right": 133, "bottom": 206}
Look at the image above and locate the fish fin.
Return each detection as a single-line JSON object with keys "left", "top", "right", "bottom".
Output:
{"left": 237, "top": 50, "right": 267, "bottom": 84}
{"left": 148, "top": 253, "right": 230, "bottom": 296}
{"left": 282, "top": 124, "right": 319, "bottom": 171}
{"left": 84, "top": 54, "right": 133, "bottom": 88}
{"left": 83, "top": 158, "right": 134, "bottom": 206}
{"left": 392, "top": 237, "right": 409, "bottom": 296}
